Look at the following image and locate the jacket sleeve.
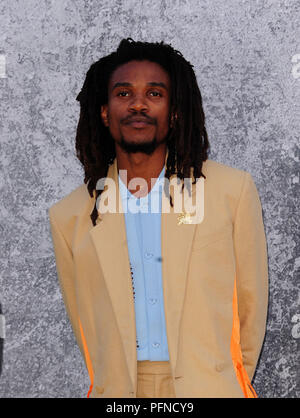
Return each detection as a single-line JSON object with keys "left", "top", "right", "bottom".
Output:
{"left": 233, "top": 172, "right": 269, "bottom": 381}
{"left": 48, "top": 208, "right": 86, "bottom": 366}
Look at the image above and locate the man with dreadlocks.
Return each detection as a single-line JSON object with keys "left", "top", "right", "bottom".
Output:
{"left": 48, "top": 38, "right": 268, "bottom": 398}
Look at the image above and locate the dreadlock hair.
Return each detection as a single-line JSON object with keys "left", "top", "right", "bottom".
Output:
{"left": 75, "top": 38, "right": 210, "bottom": 226}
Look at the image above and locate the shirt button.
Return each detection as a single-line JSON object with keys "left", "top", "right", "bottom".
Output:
{"left": 152, "top": 342, "right": 160, "bottom": 348}
{"left": 149, "top": 298, "right": 158, "bottom": 305}
{"left": 145, "top": 252, "right": 153, "bottom": 259}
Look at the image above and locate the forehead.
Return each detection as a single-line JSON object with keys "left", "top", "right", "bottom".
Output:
{"left": 108, "top": 60, "right": 170, "bottom": 89}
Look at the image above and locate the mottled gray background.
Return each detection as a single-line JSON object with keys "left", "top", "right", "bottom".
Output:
{"left": 0, "top": 0, "right": 299, "bottom": 398}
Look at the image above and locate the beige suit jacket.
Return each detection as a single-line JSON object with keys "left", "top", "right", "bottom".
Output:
{"left": 48, "top": 156, "right": 268, "bottom": 398}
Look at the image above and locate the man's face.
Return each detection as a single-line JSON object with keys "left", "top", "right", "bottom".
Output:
{"left": 101, "top": 60, "right": 171, "bottom": 154}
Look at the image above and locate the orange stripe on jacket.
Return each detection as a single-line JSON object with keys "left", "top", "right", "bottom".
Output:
{"left": 230, "top": 279, "right": 258, "bottom": 398}
{"left": 79, "top": 319, "right": 94, "bottom": 398}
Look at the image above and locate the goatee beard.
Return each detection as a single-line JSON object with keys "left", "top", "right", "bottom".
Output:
{"left": 118, "top": 135, "right": 159, "bottom": 155}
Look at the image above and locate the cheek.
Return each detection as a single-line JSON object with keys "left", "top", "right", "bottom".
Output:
{"left": 107, "top": 106, "right": 122, "bottom": 131}
{"left": 105, "top": 117, "right": 121, "bottom": 141}
{"left": 158, "top": 112, "right": 170, "bottom": 133}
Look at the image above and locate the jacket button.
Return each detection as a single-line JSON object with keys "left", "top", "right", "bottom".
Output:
{"left": 215, "top": 363, "right": 224, "bottom": 372}
{"left": 96, "top": 386, "right": 104, "bottom": 394}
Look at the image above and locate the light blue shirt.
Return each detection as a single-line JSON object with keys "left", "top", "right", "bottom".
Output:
{"left": 118, "top": 166, "right": 170, "bottom": 361}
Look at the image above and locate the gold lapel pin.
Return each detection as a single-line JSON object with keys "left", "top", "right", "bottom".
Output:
{"left": 177, "top": 212, "right": 193, "bottom": 225}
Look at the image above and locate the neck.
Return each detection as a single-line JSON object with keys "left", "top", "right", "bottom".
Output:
{"left": 116, "top": 142, "right": 167, "bottom": 197}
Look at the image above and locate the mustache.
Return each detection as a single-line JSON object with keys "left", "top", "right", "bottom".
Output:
{"left": 121, "top": 113, "right": 157, "bottom": 125}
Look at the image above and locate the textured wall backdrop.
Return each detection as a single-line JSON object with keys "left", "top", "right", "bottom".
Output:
{"left": 0, "top": 0, "right": 299, "bottom": 398}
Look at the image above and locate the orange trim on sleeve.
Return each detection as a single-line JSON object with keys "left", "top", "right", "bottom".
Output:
{"left": 230, "top": 279, "right": 258, "bottom": 398}
{"left": 79, "top": 318, "right": 94, "bottom": 398}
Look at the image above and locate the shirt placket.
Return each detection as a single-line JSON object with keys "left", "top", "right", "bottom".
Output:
{"left": 141, "top": 193, "right": 163, "bottom": 360}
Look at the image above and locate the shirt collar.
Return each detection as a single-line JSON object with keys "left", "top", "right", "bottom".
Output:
{"left": 119, "top": 165, "right": 165, "bottom": 201}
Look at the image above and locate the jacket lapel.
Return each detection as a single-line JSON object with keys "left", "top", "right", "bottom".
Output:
{"left": 161, "top": 172, "right": 203, "bottom": 378}
{"left": 89, "top": 160, "right": 137, "bottom": 389}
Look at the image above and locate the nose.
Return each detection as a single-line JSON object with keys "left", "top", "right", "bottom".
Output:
{"left": 128, "top": 93, "right": 148, "bottom": 113}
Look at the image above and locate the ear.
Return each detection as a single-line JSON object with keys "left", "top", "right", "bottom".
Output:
{"left": 100, "top": 105, "right": 109, "bottom": 127}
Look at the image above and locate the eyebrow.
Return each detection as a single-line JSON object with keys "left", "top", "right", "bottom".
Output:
{"left": 111, "top": 81, "right": 168, "bottom": 90}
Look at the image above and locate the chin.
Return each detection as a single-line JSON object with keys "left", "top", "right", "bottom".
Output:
{"left": 119, "top": 136, "right": 159, "bottom": 155}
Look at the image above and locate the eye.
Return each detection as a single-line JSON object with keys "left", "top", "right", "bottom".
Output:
{"left": 117, "top": 90, "right": 130, "bottom": 97}
{"left": 149, "top": 91, "right": 162, "bottom": 97}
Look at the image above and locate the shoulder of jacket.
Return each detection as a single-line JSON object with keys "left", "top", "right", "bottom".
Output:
{"left": 203, "top": 158, "right": 249, "bottom": 181}
{"left": 202, "top": 158, "right": 248, "bottom": 176}
{"left": 48, "top": 182, "right": 93, "bottom": 225}
{"left": 201, "top": 158, "right": 252, "bottom": 197}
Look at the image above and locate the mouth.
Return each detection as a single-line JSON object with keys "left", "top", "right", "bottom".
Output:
{"left": 122, "top": 117, "right": 155, "bottom": 129}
